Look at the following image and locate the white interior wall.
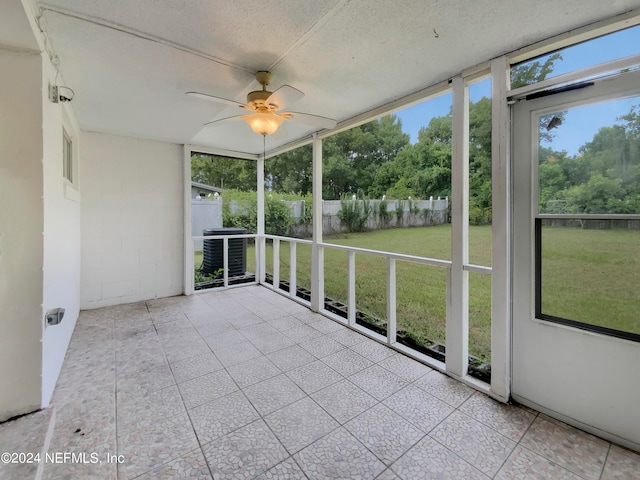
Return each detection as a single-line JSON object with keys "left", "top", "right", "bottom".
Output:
{"left": 80, "top": 132, "right": 184, "bottom": 309}
{"left": 0, "top": 48, "right": 44, "bottom": 421}
{"left": 40, "top": 55, "right": 82, "bottom": 407}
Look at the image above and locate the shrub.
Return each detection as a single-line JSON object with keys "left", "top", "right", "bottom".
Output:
{"left": 339, "top": 197, "right": 373, "bottom": 232}
{"left": 223, "top": 200, "right": 257, "bottom": 233}
{"left": 377, "top": 201, "right": 391, "bottom": 225}
{"left": 422, "top": 207, "right": 433, "bottom": 225}
{"left": 265, "top": 198, "right": 293, "bottom": 236}
{"left": 395, "top": 200, "right": 406, "bottom": 226}
{"left": 469, "top": 198, "right": 492, "bottom": 225}
{"left": 221, "top": 189, "right": 298, "bottom": 235}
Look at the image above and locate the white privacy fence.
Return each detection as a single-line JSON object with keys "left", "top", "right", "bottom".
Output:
{"left": 192, "top": 199, "right": 223, "bottom": 250}
{"left": 192, "top": 197, "right": 449, "bottom": 243}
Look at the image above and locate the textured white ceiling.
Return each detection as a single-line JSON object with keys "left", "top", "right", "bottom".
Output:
{"left": 35, "top": 0, "right": 640, "bottom": 155}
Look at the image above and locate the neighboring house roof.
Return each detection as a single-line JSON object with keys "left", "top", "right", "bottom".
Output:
{"left": 191, "top": 181, "right": 224, "bottom": 193}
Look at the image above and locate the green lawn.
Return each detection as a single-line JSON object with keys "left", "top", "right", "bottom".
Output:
{"left": 199, "top": 225, "right": 639, "bottom": 361}
{"left": 261, "top": 225, "right": 492, "bottom": 359}
{"left": 540, "top": 226, "right": 640, "bottom": 335}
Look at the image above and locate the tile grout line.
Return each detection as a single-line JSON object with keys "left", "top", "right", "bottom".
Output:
{"left": 111, "top": 313, "right": 119, "bottom": 479}
{"left": 277, "top": 334, "right": 436, "bottom": 478}
{"left": 489, "top": 408, "right": 541, "bottom": 478}
{"left": 210, "top": 290, "right": 317, "bottom": 477}
{"left": 183, "top": 291, "right": 310, "bottom": 476}
{"left": 165, "top": 294, "right": 244, "bottom": 479}
{"left": 514, "top": 443, "right": 593, "bottom": 480}
{"left": 598, "top": 443, "right": 611, "bottom": 480}
{"left": 194, "top": 291, "right": 393, "bottom": 476}
{"left": 446, "top": 407, "right": 518, "bottom": 478}
{"left": 33, "top": 406, "right": 56, "bottom": 480}
{"left": 518, "top": 414, "right": 612, "bottom": 480}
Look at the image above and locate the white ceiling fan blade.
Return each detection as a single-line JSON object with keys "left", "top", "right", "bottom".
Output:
{"left": 266, "top": 85, "right": 304, "bottom": 110}
{"left": 285, "top": 112, "right": 337, "bottom": 130}
{"left": 186, "top": 91, "right": 246, "bottom": 109}
{"left": 203, "top": 115, "right": 245, "bottom": 127}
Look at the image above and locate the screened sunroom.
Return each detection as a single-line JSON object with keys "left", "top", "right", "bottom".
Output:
{"left": 1, "top": 0, "right": 639, "bottom": 478}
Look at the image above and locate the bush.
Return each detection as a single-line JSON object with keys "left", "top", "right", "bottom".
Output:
{"left": 265, "top": 198, "right": 293, "bottom": 236}
{"left": 395, "top": 200, "right": 406, "bottom": 226}
{"left": 377, "top": 201, "right": 391, "bottom": 225}
{"left": 469, "top": 198, "right": 492, "bottom": 225}
{"left": 221, "top": 189, "right": 301, "bottom": 235}
{"left": 223, "top": 198, "right": 257, "bottom": 233}
{"left": 407, "top": 197, "right": 421, "bottom": 215}
{"left": 339, "top": 197, "right": 373, "bottom": 232}
{"left": 422, "top": 208, "right": 433, "bottom": 225}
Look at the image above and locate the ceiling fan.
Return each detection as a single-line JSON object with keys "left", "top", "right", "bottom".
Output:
{"left": 187, "top": 71, "right": 337, "bottom": 136}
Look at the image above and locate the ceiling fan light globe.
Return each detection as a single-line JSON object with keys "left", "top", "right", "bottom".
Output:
{"left": 243, "top": 112, "right": 284, "bottom": 135}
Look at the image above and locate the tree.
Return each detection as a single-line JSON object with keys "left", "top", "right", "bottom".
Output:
{"left": 536, "top": 103, "right": 640, "bottom": 216}
{"left": 266, "top": 145, "right": 313, "bottom": 195}
{"left": 191, "top": 154, "right": 257, "bottom": 191}
{"left": 321, "top": 115, "right": 409, "bottom": 199}
{"left": 511, "top": 53, "right": 562, "bottom": 89}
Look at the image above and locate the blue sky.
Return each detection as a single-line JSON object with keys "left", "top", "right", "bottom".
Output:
{"left": 395, "top": 25, "right": 640, "bottom": 155}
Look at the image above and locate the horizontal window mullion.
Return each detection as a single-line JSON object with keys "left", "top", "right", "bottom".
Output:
{"left": 537, "top": 214, "right": 640, "bottom": 220}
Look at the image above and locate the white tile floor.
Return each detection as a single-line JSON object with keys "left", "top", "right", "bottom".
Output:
{"left": 1, "top": 285, "right": 639, "bottom": 479}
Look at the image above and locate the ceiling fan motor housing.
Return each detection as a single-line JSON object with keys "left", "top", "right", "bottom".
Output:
{"left": 247, "top": 71, "right": 275, "bottom": 109}
{"left": 247, "top": 90, "right": 273, "bottom": 107}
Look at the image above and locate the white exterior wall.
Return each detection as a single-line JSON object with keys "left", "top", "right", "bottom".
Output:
{"left": 0, "top": 48, "right": 44, "bottom": 420}
{"left": 41, "top": 56, "right": 82, "bottom": 407}
{"left": 0, "top": 0, "right": 84, "bottom": 417}
{"left": 80, "top": 132, "right": 183, "bottom": 309}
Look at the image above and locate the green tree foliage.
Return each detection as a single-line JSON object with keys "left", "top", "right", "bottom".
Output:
{"left": 537, "top": 104, "right": 640, "bottom": 215}
{"left": 322, "top": 115, "right": 410, "bottom": 199}
{"left": 192, "top": 154, "right": 257, "bottom": 191}
{"left": 510, "top": 53, "right": 562, "bottom": 89}
{"left": 266, "top": 115, "right": 409, "bottom": 199}
{"left": 266, "top": 145, "right": 313, "bottom": 195}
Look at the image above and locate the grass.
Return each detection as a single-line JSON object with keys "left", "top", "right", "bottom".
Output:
{"left": 198, "top": 224, "right": 639, "bottom": 361}
{"left": 260, "top": 225, "right": 493, "bottom": 359}
{"left": 540, "top": 226, "right": 639, "bottom": 335}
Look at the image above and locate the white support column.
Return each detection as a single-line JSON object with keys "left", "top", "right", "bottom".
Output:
{"left": 347, "top": 251, "right": 356, "bottom": 326}
{"left": 386, "top": 258, "right": 397, "bottom": 345}
{"left": 183, "top": 145, "right": 194, "bottom": 295}
{"left": 289, "top": 242, "right": 297, "bottom": 298}
{"left": 448, "top": 75, "right": 470, "bottom": 378}
{"left": 273, "top": 238, "right": 280, "bottom": 291}
{"left": 223, "top": 237, "right": 229, "bottom": 288}
{"left": 257, "top": 154, "right": 266, "bottom": 284}
{"left": 310, "top": 133, "right": 324, "bottom": 312}
{"left": 490, "top": 56, "right": 511, "bottom": 401}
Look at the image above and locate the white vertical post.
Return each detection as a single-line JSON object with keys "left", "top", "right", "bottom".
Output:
{"left": 311, "top": 133, "right": 324, "bottom": 312}
{"left": 257, "top": 154, "right": 266, "bottom": 284}
{"left": 316, "top": 245, "right": 324, "bottom": 310}
{"left": 289, "top": 242, "right": 297, "bottom": 298}
{"left": 490, "top": 56, "right": 511, "bottom": 401}
{"left": 347, "top": 251, "right": 356, "bottom": 326}
{"left": 386, "top": 257, "right": 397, "bottom": 345}
{"left": 448, "top": 75, "right": 470, "bottom": 378}
{"left": 223, "top": 236, "right": 229, "bottom": 288}
{"left": 183, "top": 145, "right": 194, "bottom": 295}
{"left": 273, "top": 238, "right": 280, "bottom": 291}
